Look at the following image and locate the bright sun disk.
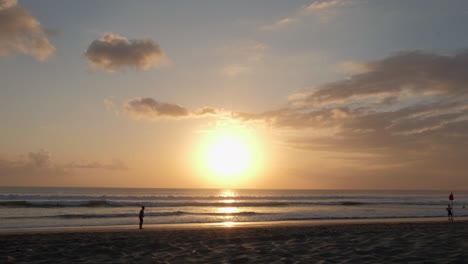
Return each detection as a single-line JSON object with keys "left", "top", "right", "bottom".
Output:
{"left": 206, "top": 133, "right": 251, "bottom": 177}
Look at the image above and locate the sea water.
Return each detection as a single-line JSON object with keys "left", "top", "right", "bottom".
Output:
{"left": 0, "top": 187, "right": 467, "bottom": 229}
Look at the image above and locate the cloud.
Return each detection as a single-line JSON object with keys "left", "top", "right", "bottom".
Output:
{"left": 335, "top": 60, "right": 370, "bottom": 74}
{"left": 0, "top": 151, "right": 67, "bottom": 186}
{"left": 84, "top": 33, "right": 168, "bottom": 72}
{"left": 0, "top": 150, "right": 129, "bottom": 186}
{"left": 0, "top": 0, "right": 55, "bottom": 60}
{"left": 122, "top": 97, "right": 222, "bottom": 120}
{"left": 0, "top": 149, "right": 128, "bottom": 174}
{"left": 260, "top": 17, "right": 297, "bottom": 31}
{"left": 66, "top": 159, "right": 128, "bottom": 171}
{"left": 111, "top": 48, "right": 468, "bottom": 186}
{"left": 260, "top": 0, "right": 358, "bottom": 30}
{"left": 123, "top": 98, "right": 190, "bottom": 119}
{"left": 114, "top": 48, "right": 468, "bottom": 184}
{"left": 231, "top": 49, "right": 468, "bottom": 181}
{"left": 27, "top": 149, "right": 52, "bottom": 168}
{"left": 293, "top": 51, "right": 468, "bottom": 105}
{"left": 196, "top": 107, "right": 219, "bottom": 116}
{"left": 303, "top": 0, "right": 347, "bottom": 12}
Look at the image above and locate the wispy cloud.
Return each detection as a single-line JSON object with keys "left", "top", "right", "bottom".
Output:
{"left": 303, "top": 0, "right": 348, "bottom": 12}
{"left": 84, "top": 33, "right": 168, "bottom": 72}
{"left": 0, "top": 0, "right": 55, "bottom": 60}
{"left": 260, "top": 17, "right": 297, "bottom": 31}
{"left": 260, "top": 0, "right": 358, "bottom": 30}
{"left": 335, "top": 60, "right": 370, "bottom": 74}
{"left": 66, "top": 159, "right": 128, "bottom": 171}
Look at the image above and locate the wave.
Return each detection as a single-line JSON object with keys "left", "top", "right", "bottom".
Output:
{"left": 0, "top": 199, "right": 465, "bottom": 208}
{"left": 0, "top": 200, "right": 289, "bottom": 208}
{"left": 0, "top": 211, "right": 259, "bottom": 220}
{"left": 0, "top": 200, "right": 113, "bottom": 208}
{"left": 2, "top": 194, "right": 464, "bottom": 202}
{"left": 340, "top": 201, "right": 366, "bottom": 206}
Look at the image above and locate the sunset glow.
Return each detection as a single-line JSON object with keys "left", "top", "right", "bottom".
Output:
{"left": 206, "top": 133, "right": 251, "bottom": 177}
{"left": 192, "top": 123, "right": 266, "bottom": 187}
{"left": 1, "top": 0, "right": 468, "bottom": 190}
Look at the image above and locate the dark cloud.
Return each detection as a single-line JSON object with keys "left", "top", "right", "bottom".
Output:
{"left": 295, "top": 51, "right": 468, "bottom": 105}
{"left": 27, "top": 149, "right": 52, "bottom": 168}
{"left": 0, "top": 0, "right": 55, "bottom": 60}
{"left": 123, "top": 98, "right": 190, "bottom": 119}
{"left": 84, "top": 33, "right": 167, "bottom": 72}
{"left": 122, "top": 97, "right": 221, "bottom": 120}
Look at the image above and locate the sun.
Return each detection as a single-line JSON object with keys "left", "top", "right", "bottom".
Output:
{"left": 206, "top": 133, "right": 251, "bottom": 177}
{"left": 191, "top": 120, "right": 268, "bottom": 187}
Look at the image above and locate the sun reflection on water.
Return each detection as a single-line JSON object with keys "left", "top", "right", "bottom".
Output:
{"left": 217, "top": 191, "right": 240, "bottom": 225}
{"left": 218, "top": 207, "right": 238, "bottom": 214}
{"left": 220, "top": 190, "right": 237, "bottom": 197}
{"left": 222, "top": 222, "right": 236, "bottom": 227}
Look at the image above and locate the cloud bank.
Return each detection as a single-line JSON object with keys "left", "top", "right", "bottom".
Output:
{"left": 234, "top": 50, "right": 468, "bottom": 169}
{"left": 0, "top": 150, "right": 129, "bottom": 186}
{"left": 84, "top": 33, "right": 167, "bottom": 72}
{"left": 0, "top": 149, "right": 128, "bottom": 178}
{"left": 230, "top": 49, "right": 468, "bottom": 186}
{"left": 294, "top": 51, "right": 468, "bottom": 105}
{"left": 0, "top": 0, "right": 55, "bottom": 60}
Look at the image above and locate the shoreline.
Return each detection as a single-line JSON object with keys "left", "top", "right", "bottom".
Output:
{"left": 2, "top": 216, "right": 467, "bottom": 235}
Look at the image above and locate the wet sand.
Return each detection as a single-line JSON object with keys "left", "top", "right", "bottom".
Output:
{"left": 1, "top": 219, "right": 467, "bottom": 263}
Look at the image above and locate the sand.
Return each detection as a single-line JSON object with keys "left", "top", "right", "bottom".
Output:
{"left": 1, "top": 219, "right": 467, "bottom": 263}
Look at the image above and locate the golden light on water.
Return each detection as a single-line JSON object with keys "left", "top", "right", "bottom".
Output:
{"left": 218, "top": 207, "right": 238, "bottom": 214}
{"left": 218, "top": 191, "right": 239, "bottom": 223}
{"left": 220, "top": 190, "right": 237, "bottom": 197}
{"left": 221, "top": 222, "right": 236, "bottom": 227}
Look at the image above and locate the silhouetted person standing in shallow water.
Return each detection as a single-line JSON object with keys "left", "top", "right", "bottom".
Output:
{"left": 139, "top": 206, "right": 145, "bottom": 229}
{"left": 446, "top": 204, "right": 453, "bottom": 222}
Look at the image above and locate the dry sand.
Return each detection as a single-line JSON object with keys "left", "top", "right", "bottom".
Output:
{"left": 1, "top": 220, "right": 467, "bottom": 263}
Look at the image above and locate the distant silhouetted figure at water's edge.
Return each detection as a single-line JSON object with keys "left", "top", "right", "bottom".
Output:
{"left": 139, "top": 206, "right": 145, "bottom": 229}
{"left": 446, "top": 204, "right": 453, "bottom": 222}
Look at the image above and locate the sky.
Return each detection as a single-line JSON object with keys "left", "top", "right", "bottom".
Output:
{"left": 1, "top": 0, "right": 468, "bottom": 189}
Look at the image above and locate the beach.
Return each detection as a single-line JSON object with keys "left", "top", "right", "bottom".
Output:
{"left": 1, "top": 219, "right": 467, "bottom": 263}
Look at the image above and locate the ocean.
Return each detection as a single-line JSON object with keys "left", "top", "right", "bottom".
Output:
{"left": 1, "top": 187, "right": 467, "bottom": 229}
